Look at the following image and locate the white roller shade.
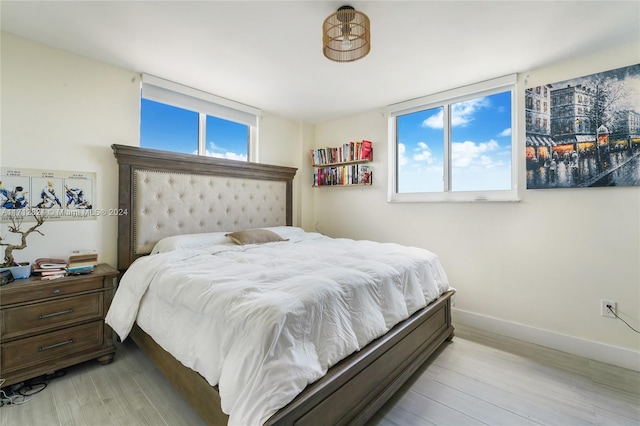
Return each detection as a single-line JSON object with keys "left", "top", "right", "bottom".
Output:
{"left": 387, "top": 74, "right": 517, "bottom": 117}
{"left": 141, "top": 74, "right": 260, "bottom": 127}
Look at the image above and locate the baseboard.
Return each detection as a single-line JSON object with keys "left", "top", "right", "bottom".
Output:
{"left": 452, "top": 308, "right": 640, "bottom": 372}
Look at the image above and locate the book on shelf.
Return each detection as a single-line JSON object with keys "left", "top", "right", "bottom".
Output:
{"left": 34, "top": 258, "right": 67, "bottom": 269}
{"left": 68, "top": 252, "right": 98, "bottom": 263}
{"left": 358, "top": 165, "right": 372, "bottom": 184}
{"left": 39, "top": 269, "right": 66, "bottom": 276}
{"left": 67, "top": 264, "right": 95, "bottom": 271}
{"left": 310, "top": 140, "right": 373, "bottom": 166}
{"left": 361, "top": 140, "right": 373, "bottom": 160}
{"left": 313, "top": 164, "right": 373, "bottom": 187}
{"left": 66, "top": 264, "right": 95, "bottom": 275}
{"left": 33, "top": 267, "right": 67, "bottom": 278}
{"left": 67, "top": 260, "right": 98, "bottom": 268}
{"left": 68, "top": 252, "right": 98, "bottom": 268}
{"left": 40, "top": 273, "right": 66, "bottom": 281}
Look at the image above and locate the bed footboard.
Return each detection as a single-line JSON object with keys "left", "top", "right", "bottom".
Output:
{"left": 129, "top": 290, "right": 454, "bottom": 425}
{"left": 266, "top": 290, "right": 455, "bottom": 425}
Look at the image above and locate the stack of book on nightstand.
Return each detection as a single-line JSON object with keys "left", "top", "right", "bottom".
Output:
{"left": 33, "top": 258, "right": 68, "bottom": 280}
{"left": 67, "top": 253, "right": 98, "bottom": 275}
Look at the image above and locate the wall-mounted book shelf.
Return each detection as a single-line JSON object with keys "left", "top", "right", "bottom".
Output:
{"left": 313, "top": 164, "right": 372, "bottom": 187}
{"left": 311, "top": 140, "right": 373, "bottom": 187}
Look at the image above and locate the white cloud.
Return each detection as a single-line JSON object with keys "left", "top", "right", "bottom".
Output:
{"left": 205, "top": 151, "right": 247, "bottom": 161}
{"left": 451, "top": 139, "right": 499, "bottom": 168}
{"left": 499, "top": 128, "right": 512, "bottom": 137}
{"left": 413, "top": 141, "right": 435, "bottom": 164}
{"left": 422, "top": 97, "right": 490, "bottom": 129}
{"left": 398, "top": 143, "right": 408, "bottom": 166}
{"left": 452, "top": 98, "right": 490, "bottom": 126}
{"left": 422, "top": 111, "right": 444, "bottom": 129}
{"left": 205, "top": 141, "right": 247, "bottom": 161}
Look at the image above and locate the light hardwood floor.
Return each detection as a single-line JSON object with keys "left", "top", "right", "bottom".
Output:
{"left": 1, "top": 324, "right": 638, "bottom": 425}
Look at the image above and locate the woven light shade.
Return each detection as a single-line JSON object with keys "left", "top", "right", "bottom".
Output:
{"left": 323, "top": 6, "right": 370, "bottom": 62}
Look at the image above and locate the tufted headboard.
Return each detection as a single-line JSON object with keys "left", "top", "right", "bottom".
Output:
{"left": 112, "top": 144, "right": 297, "bottom": 271}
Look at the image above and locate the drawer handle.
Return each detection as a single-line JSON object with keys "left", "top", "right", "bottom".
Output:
{"left": 38, "top": 309, "right": 74, "bottom": 319}
{"left": 38, "top": 339, "right": 74, "bottom": 352}
{"left": 53, "top": 289, "right": 61, "bottom": 295}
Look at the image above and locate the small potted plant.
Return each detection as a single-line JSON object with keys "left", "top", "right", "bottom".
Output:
{"left": 0, "top": 207, "right": 46, "bottom": 279}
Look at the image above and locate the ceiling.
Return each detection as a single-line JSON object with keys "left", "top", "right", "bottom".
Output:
{"left": 1, "top": 1, "right": 639, "bottom": 124}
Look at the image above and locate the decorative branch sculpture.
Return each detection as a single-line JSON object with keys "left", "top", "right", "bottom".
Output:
{"left": 0, "top": 208, "right": 46, "bottom": 267}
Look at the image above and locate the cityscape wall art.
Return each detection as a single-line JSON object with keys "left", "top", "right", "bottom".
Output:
{"left": 526, "top": 64, "right": 640, "bottom": 189}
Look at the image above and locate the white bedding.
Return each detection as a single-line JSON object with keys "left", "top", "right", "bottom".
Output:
{"left": 105, "top": 228, "right": 450, "bottom": 425}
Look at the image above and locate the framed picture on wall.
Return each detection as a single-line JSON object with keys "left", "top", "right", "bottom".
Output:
{"left": 1, "top": 168, "right": 97, "bottom": 221}
{"left": 525, "top": 64, "right": 640, "bottom": 189}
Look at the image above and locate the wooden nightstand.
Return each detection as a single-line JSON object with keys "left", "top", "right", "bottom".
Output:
{"left": 0, "top": 263, "right": 119, "bottom": 387}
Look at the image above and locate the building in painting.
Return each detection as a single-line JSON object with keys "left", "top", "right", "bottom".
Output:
{"left": 611, "top": 110, "right": 640, "bottom": 149}
{"left": 550, "top": 84, "right": 597, "bottom": 156}
{"left": 525, "top": 85, "right": 555, "bottom": 164}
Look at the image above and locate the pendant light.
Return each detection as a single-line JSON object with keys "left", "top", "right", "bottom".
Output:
{"left": 322, "top": 5, "right": 371, "bottom": 62}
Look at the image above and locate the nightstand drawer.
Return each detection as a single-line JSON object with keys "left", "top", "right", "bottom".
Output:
{"left": 1, "top": 321, "right": 104, "bottom": 373}
{"left": 1, "top": 293, "right": 103, "bottom": 340}
{"left": 1, "top": 276, "right": 105, "bottom": 305}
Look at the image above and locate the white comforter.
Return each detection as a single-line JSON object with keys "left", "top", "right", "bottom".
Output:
{"left": 106, "top": 229, "right": 450, "bottom": 425}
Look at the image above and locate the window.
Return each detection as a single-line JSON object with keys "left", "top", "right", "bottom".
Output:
{"left": 140, "top": 74, "right": 259, "bottom": 161}
{"left": 140, "top": 100, "right": 199, "bottom": 155}
{"left": 388, "top": 74, "right": 518, "bottom": 202}
{"left": 203, "top": 115, "right": 248, "bottom": 160}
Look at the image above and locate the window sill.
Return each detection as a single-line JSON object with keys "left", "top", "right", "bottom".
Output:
{"left": 387, "top": 189, "right": 520, "bottom": 203}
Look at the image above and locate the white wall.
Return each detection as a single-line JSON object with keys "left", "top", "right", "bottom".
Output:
{"left": 1, "top": 33, "right": 140, "bottom": 268}
{"left": 1, "top": 33, "right": 306, "bottom": 267}
{"left": 313, "top": 43, "right": 640, "bottom": 369}
{"left": 257, "top": 114, "right": 313, "bottom": 228}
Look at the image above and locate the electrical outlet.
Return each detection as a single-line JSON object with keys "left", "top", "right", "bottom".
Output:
{"left": 601, "top": 300, "right": 616, "bottom": 318}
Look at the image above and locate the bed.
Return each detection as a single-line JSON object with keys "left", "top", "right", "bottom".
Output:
{"left": 108, "top": 144, "right": 455, "bottom": 425}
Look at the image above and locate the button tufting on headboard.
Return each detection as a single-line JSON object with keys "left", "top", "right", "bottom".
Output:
{"left": 132, "top": 169, "right": 288, "bottom": 255}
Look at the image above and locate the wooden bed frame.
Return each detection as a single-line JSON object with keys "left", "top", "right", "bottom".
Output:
{"left": 112, "top": 144, "right": 455, "bottom": 425}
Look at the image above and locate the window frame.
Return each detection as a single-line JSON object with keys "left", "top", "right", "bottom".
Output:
{"left": 141, "top": 74, "right": 260, "bottom": 161}
{"left": 387, "top": 74, "right": 519, "bottom": 203}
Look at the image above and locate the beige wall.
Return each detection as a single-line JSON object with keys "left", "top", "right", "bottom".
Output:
{"left": 0, "top": 33, "right": 305, "bottom": 267}
{"left": 312, "top": 42, "right": 640, "bottom": 368}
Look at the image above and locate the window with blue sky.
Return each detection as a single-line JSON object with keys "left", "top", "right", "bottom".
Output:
{"left": 141, "top": 99, "right": 249, "bottom": 160}
{"left": 389, "top": 75, "right": 517, "bottom": 202}
{"left": 140, "top": 99, "right": 198, "bottom": 155}
{"left": 139, "top": 74, "right": 258, "bottom": 161}
{"left": 205, "top": 115, "right": 249, "bottom": 161}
